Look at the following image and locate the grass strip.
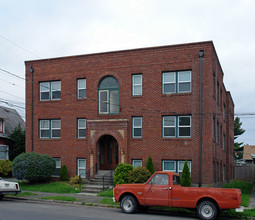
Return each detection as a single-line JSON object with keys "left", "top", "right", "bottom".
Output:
{"left": 97, "top": 189, "right": 113, "bottom": 197}
{"left": 40, "top": 196, "right": 76, "bottom": 202}
{"left": 19, "top": 181, "right": 80, "bottom": 194}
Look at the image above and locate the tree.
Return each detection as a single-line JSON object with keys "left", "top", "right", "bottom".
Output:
{"left": 60, "top": 165, "right": 69, "bottom": 181}
{"left": 180, "top": 160, "right": 191, "bottom": 187}
{"left": 234, "top": 117, "right": 245, "bottom": 159}
{"left": 8, "top": 124, "right": 25, "bottom": 161}
{"left": 146, "top": 156, "right": 155, "bottom": 175}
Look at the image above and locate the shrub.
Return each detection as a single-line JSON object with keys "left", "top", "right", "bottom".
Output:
{"left": 12, "top": 152, "right": 56, "bottom": 183}
{"left": 181, "top": 160, "right": 191, "bottom": 187}
{"left": 113, "top": 163, "right": 133, "bottom": 186}
{"left": 0, "top": 160, "right": 12, "bottom": 177}
{"left": 60, "top": 165, "right": 69, "bottom": 181}
{"left": 146, "top": 156, "right": 155, "bottom": 175}
{"left": 127, "top": 167, "right": 151, "bottom": 183}
{"left": 69, "top": 176, "right": 84, "bottom": 185}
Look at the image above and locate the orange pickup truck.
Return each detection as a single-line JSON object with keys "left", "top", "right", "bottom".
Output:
{"left": 113, "top": 171, "right": 241, "bottom": 220}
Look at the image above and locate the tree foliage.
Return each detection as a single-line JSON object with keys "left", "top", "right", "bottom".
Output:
{"left": 0, "top": 160, "right": 12, "bottom": 177}
{"left": 60, "top": 165, "right": 69, "bottom": 181}
{"left": 234, "top": 117, "right": 245, "bottom": 159}
{"left": 127, "top": 167, "right": 151, "bottom": 183}
{"left": 146, "top": 156, "right": 155, "bottom": 175}
{"left": 180, "top": 160, "right": 191, "bottom": 187}
{"left": 113, "top": 163, "right": 133, "bottom": 186}
{"left": 12, "top": 152, "right": 56, "bottom": 183}
{"left": 8, "top": 124, "right": 25, "bottom": 161}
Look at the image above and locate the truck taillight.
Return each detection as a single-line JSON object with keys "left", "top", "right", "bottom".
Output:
{"left": 15, "top": 184, "right": 19, "bottom": 190}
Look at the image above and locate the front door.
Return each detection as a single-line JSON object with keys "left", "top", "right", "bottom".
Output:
{"left": 144, "top": 173, "right": 170, "bottom": 207}
{"left": 99, "top": 135, "right": 118, "bottom": 170}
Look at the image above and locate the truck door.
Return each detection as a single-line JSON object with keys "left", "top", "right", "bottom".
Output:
{"left": 144, "top": 173, "right": 171, "bottom": 207}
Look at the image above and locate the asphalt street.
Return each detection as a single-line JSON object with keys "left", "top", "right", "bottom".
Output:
{"left": 0, "top": 199, "right": 198, "bottom": 220}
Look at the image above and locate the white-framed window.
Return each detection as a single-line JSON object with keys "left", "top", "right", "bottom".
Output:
{"left": 53, "top": 157, "right": 61, "bottom": 176}
{"left": 132, "top": 117, "right": 142, "bottom": 138}
{"left": 132, "top": 159, "right": 142, "bottom": 168}
{"left": 77, "top": 158, "right": 86, "bottom": 178}
{"left": 0, "top": 145, "right": 9, "bottom": 160}
{"left": 163, "top": 116, "right": 191, "bottom": 138}
{"left": 40, "top": 81, "right": 61, "bottom": 101}
{"left": 39, "top": 119, "right": 61, "bottom": 139}
{"left": 77, "top": 79, "right": 86, "bottom": 99}
{"left": 178, "top": 161, "right": 192, "bottom": 177}
{"left": 132, "top": 74, "right": 142, "bottom": 96}
{"left": 77, "top": 118, "right": 86, "bottom": 138}
{"left": 162, "top": 160, "right": 192, "bottom": 177}
{"left": 0, "top": 119, "right": 4, "bottom": 133}
{"left": 162, "top": 160, "right": 176, "bottom": 172}
{"left": 162, "top": 71, "right": 191, "bottom": 94}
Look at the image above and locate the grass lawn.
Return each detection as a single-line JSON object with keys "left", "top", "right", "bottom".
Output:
{"left": 40, "top": 196, "right": 76, "bottom": 202}
{"left": 19, "top": 181, "right": 80, "bottom": 194}
{"left": 223, "top": 180, "right": 253, "bottom": 207}
{"left": 97, "top": 189, "right": 113, "bottom": 197}
{"left": 8, "top": 192, "right": 37, "bottom": 197}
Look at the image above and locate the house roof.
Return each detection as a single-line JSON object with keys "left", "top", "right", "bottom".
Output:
{"left": 0, "top": 106, "right": 25, "bottom": 138}
{"left": 243, "top": 145, "right": 255, "bottom": 160}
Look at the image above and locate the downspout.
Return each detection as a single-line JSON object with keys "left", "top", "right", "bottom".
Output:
{"left": 198, "top": 50, "right": 204, "bottom": 187}
{"left": 30, "top": 66, "right": 34, "bottom": 152}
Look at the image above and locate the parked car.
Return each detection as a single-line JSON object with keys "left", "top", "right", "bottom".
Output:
{"left": 0, "top": 177, "right": 21, "bottom": 199}
{"left": 113, "top": 171, "right": 242, "bottom": 220}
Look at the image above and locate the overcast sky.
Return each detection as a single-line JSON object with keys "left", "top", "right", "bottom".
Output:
{"left": 0, "top": 0, "right": 254, "bottom": 145}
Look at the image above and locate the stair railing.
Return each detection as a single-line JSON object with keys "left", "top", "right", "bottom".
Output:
{"left": 102, "top": 166, "right": 117, "bottom": 191}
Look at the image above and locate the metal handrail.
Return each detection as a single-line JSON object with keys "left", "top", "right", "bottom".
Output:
{"left": 102, "top": 166, "right": 117, "bottom": 191}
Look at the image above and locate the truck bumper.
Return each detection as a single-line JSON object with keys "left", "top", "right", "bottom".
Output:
{"left": 235, "top": 206, "right": 244, "bottom": 212}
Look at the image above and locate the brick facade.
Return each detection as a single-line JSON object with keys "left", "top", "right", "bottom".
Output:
{"left": 25, "top": 41, "right": 234, "bottom": 185}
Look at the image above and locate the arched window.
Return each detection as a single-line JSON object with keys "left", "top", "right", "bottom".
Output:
{"left": 98, "top": 76, "right": 119, "bottom": 114}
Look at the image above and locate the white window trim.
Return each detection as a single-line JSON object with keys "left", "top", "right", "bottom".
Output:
{"left": 163, "top": 116, "right": 176, "bottom": 138}
{"left": 51, "top": 81, "right": 61, "bottom": 100}
{"left": 162, "top": 72, "right": 176, "bottom": 94}
{"left": 162, "top": 160, "right": 176, "bottom": 172}
{"left": 132, "top": 159, "right": 142, "bottom": 168}
{"left": 54, "top": 158, "right": 61, "bottom": 169}
{"left": 178, "top": 116, "right": 192, "bottom": 138}
{"left": 132, "top": 117, "right": 142, "bottom": 138}
{"left": 178, "top": 161, "right": 192, "bottom": 175}
{"left": 99, "top": 90, "right": 109, "bottom": 114}
{"left": 132, "top": 74, "right": 142, "bottom": 96}
{"left": 78, "top": 118, "right": 86, "bottom": 138}
{"left": 40, "top": 81, "right": 61, "bottom": 101}
{"left": 39, "top": 120, "right": 50, "bottom": 139}
{"left": 77, "top": 79, "right": 86, "bottom": 99}
{"left": 77, "top": 158, "right": 86, "bottom": 178}
{"left": 40, "top": 82, "right": 50, "bottom": 101}
{"left": 51, "top": 120, "right": 61, "bottom": 139}
{"left": 0, "top": 145, "right": 9, "bottom": 160}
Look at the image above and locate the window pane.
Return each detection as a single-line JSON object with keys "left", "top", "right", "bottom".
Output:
{"left": 78, "top": 79, "right": 86, "bottom": 89}
{"left": 179, "top": 117, "right": 190, "bottom": 126}
{"left": 150, "top": 174, "right": 168, "bottom": 185}
{"left": 78, "top": 119, "right": 86, "bottom": 128}
{"left": 179, "top": 127, "right": 191, "bottom": 137}
{"left": 133, "top": 75, "right": 142, "bottom": 84}
{"left": 99, "top": 76, "right": 119, "bottom": 89}
{"left": 41, "top": 92, "right": 50, "bottom": 100}
{"left": 52, "top": 91, "right": 61, "bottom": 99}
{"left": 52, "top": 120, "right": 61, "bottom": 129}
{"left": 163, "top": 83, "right": 175, "bottom": 93}
{"left": 54, "top": 158, "right": 61, "bottom": 168}
{"left": 79, "top": 159, "right": 86, "bottom": 168}
{"left": 134, "top": 128, "right": 142, "bottom": 137}
{"left": 179, "top": 82, "right": 191, "bottom": 92}
{"left": 78, "top": 129, "right": 86, "bottom": 138}
{"left": 164, "top": 127, "right": 175, "bottom": 137}
{"left": 133, "top": 117, "right": 142, "bottom": 127}
{"left": 40, "top": 82, "right": 49, "bottom": 92}
{"left": 52, "top": 129, "right": 60, "bottom": 138}
{"left": 133, "top": 85, "right": 142, "bottom": 95}
{"left": 179, "top": 71, "right": 191, "bottom": 82}
{"left": 78, "top": 89, "right": 86, "bottom": 99}
{"left": 41, "top": 130, "right": 49, "bottom": 138}
{"left": 163, "top": 161, "right": 175, "bottom": 171}
{"left": 164, "top": 116, "right": 175, "bottom": 126}
{"left": 110, "top": 90, "right": 119, "bottom": 113}
{"left": 79, "top": 169, "right": 86, "bottom": 178}
{"left": 51, "top": 81, "right": 61, "bottom": 90}
{"left": 99, "top": 91, "right": 108, "bottom": 113}
{"left": 133, "top": 160, "right": 142, "bottom": 168}
{"left": 163, "top": 73, "right": 175, "bottom": 83}
{"left": 40, "top": 120, "right": 49, "bottom": 129}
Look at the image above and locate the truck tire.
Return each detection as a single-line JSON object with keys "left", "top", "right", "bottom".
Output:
{"left": 197, "top": 200, "right": 217, "bottom": 220}
{"left": 120, "top": 195, "right": 137, "bottom": 214}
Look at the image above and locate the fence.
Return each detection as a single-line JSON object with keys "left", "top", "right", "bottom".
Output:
{"left": 235, "top": 165, "right": 255, "bottom": 182}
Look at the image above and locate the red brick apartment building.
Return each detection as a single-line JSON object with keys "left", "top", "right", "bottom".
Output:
{"left": 25, "top": 41, "right": 234, "bottom": 185}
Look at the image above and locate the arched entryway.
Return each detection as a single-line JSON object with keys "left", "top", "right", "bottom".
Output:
{"left": 98, "top": 135, "right": 118, "bottom": 170}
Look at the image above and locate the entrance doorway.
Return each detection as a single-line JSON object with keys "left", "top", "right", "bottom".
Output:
{"left": 98, "top": 135, "right": 118, "bottom": 170}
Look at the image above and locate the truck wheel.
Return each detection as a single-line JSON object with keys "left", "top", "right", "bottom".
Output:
{"left": 120, "top": 195, "right": 137, "bottom": 214}
{"left": 197, "top": 201, "right": 217, "bottom": 220}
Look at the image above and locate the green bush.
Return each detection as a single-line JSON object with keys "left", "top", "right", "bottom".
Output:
{"left": 0, "top": 160, "right": 12, "bottom": 177}
{"left": 69, "top": 175, "right": 84, "bottom": 185}
{"left": 113, "top": 163, "right": 133, "bottom": 186}
{"left": 60, "top": 165, "right": 69, "bottom": 181}
{"left": 181, "top": 160, "right": 191, "bottom": 187}
{"left": 12, "top": 152, "right": 56, "bottom": 183}
{"left": 146, "top": 156, "right": 155, "bottom": 175}
{"left": 127, "top": 167, "right": 151, "bottom": 183}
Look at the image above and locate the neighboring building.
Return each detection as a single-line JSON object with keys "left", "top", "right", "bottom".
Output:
{"left": 0, "top": 106, "right": 25, "bottom": 160}
{"left": 243, "top": 145, "right": 255, "bottom": 164}
{"left": 25, "top": 41, "right": 234, "bottom": 185}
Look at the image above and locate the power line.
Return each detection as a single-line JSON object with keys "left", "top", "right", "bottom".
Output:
{"left": 0, "top": 34, "right": 41, "bottom": 58}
